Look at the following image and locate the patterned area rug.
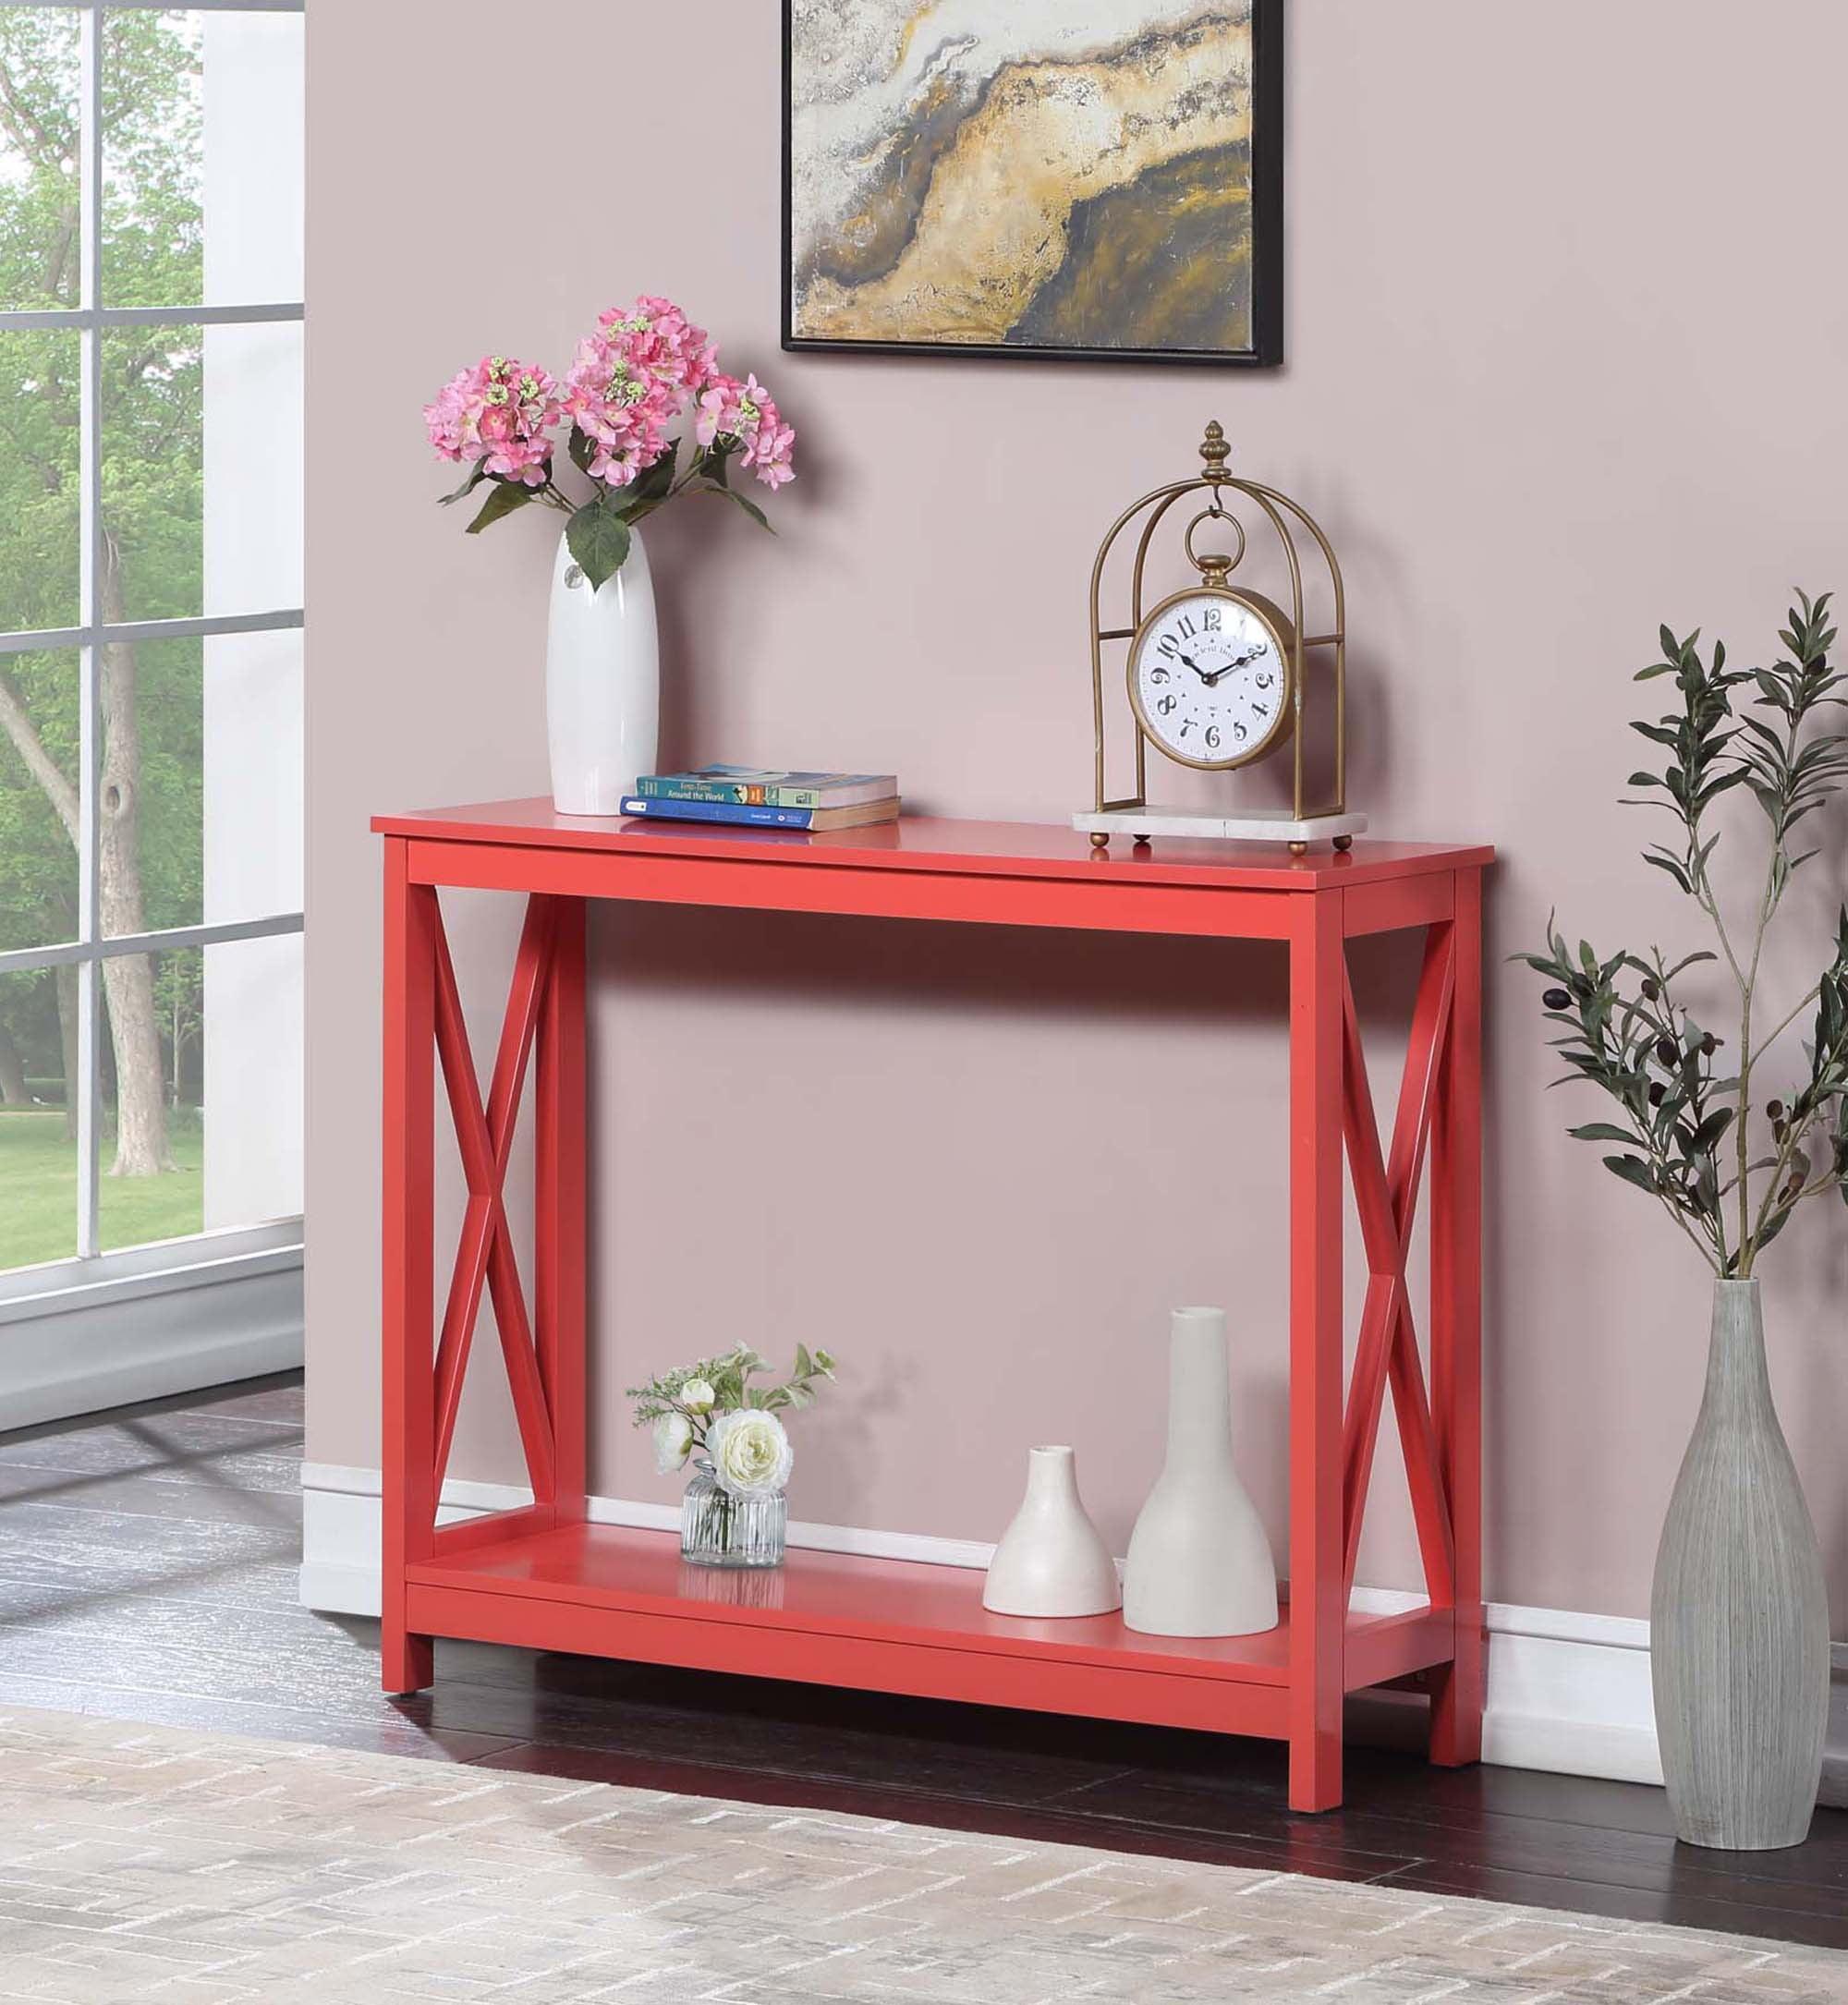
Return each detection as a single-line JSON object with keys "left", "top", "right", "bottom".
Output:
{"left": 0, "top": 1707, "right": 1843, "bottom": 2004}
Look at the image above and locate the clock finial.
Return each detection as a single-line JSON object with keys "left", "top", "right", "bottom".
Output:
{"left": 1199, "top": 419, "right": 1231, "bottom": 484}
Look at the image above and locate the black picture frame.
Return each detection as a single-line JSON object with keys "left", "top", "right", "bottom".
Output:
{"left": 781, "top": 0, "right": 1283, "bottom": 369}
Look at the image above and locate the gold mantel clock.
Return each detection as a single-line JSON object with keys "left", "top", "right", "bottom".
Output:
{"left": 1074, "top": 422, "right": 1365, "bottom": 856}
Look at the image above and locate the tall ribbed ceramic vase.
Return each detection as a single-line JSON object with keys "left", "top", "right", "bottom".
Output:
{"left": 1123, "top": 1306, "right": 1278, "bottom": 1637}
{"left": 543, "top": 527, "right": 658, "bottom": 816}
{"left": 1650, "top": 1279, "right": 1829, "bottom": 1849}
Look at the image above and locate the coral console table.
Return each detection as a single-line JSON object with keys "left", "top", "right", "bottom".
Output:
{"left": 374, "top": 803, "right": 1491, "bottom": 1813}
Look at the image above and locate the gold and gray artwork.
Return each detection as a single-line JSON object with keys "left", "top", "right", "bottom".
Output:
{"left": 785, "top": 0, "right": 1266, "bottom": 358}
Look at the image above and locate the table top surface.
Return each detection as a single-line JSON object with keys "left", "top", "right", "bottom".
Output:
{"left": 375, "top": 803, "right": 1491, "bottom": 892}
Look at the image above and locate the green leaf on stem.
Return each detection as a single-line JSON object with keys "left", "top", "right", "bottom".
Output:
{"left": 631, "top": 441, "right": 680, "bottom": 504}
{"left": 465, "top": 480, "right": 535, "bottom": 534}
{"left": 566, "top": 498, "right": 632, "bottom": 590}
{"left": 439, "top": 464, "right": 488, "bottom": 506}
{"left": 719, "top": 483, "right": 772, "bottom": 532}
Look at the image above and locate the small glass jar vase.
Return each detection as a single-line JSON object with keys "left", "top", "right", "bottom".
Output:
{"left": 680, "top": 1459, "right": 787, "bottom": 1569}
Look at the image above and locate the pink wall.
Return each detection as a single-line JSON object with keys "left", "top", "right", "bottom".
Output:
{"left": 306, "top": 0, "right": 1848, "bottom": 1625}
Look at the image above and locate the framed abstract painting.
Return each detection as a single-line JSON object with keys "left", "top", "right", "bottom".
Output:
{"left": 782, "top": 0, "right": 1283, "bottom": 368}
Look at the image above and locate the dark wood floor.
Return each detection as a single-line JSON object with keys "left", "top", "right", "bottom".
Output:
{"left": 5, "top": 1373, "right": 1846, "bottom": 1953}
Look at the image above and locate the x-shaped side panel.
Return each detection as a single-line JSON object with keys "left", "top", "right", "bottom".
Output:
{"left": 1340, "top": 926, "right": 1456, "bottom": 1603}
{"left": 430, "top": 895, "right": 559, "bottom": 1504}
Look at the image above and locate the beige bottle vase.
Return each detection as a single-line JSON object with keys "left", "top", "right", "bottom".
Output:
{"left": 982, "top": 1446, "right": 1121, "bottom": 1619}
{"left": 1124, "top": 1306, "right": 1279, "bottom": 1637}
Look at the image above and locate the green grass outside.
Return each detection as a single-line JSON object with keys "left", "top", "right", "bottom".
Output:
{"left": 0, "top": 1109, "right": 204, "bottom": 1272}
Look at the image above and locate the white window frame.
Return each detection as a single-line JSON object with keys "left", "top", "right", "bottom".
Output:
{"left": 0, "top": 0, "right": 304, "bottom": 1305}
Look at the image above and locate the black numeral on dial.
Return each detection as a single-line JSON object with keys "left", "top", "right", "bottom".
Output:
{"left": 1205, "top": 725, "right": 1221, "bottom": 751}
{"left": 1157, "top": 693, "right": 1177, "bottom": 715}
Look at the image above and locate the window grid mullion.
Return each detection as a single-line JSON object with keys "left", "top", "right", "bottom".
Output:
{"left": 0, "top": 912, "right": 304, "bottom": 979}
{"left": 74, "top": 1, "right": 105, "bottom": 1258}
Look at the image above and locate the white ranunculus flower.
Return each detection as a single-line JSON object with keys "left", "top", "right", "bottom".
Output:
{"left": 653, "top": 1411, "right": 693, "bottom": 1475}
{"left": 680, "top": 1378, "right": 717, "bottom": 1416}
{"left": 707, "top": 1408, "right": 794, "bottom": 1497}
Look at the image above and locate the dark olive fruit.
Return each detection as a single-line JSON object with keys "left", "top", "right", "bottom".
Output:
{"left": 1768, "top": 1099, "right": 1785, "bottom": 1121}
{"left": 1700, "top": 1032, "right": 1717, "bottom": 1056}
{"left": 1542, "top": 987, "right": 1572, "bottom": 1011}
{"left": 1655, "top": 1036, "right": 1678, "bottom": 1065}
{"left": 1641, "top": 976, "right": 1660, "bottom": 1001}
{"left": 1648, "top": 1081, "right": 1667, "bottom": 1106}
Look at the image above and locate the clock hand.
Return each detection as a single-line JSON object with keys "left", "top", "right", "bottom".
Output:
{"left": 1201, "top": 653, "right": 1245, "bottom": 687}
{"left": 1176, "top": 652, "right": 1212, "bottom": 683}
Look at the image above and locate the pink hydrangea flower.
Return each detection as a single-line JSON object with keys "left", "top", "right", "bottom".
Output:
{"left": 697, "top": 371, "right": 796, "bottom": 490}
{"left": 744, "top": 413, "right": 796, "bottom": 492}
{"left": 599, "top": 295, "right": 718, "bottom": 399}
{"left": 422, "top": 355, "right": 561, "bottom": 487}
{"left": 561, "top": 329, "right": 679, "bottom": 487}
{"left": 560, "top": 296, "right": 720, "bottom": 488}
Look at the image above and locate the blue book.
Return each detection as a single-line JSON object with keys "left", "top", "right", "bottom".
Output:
{"left": 621, "top": 794, "right": 898, "bottom": 832}
{"left": 635, "top": 764, "right": 897, "bottom": 809}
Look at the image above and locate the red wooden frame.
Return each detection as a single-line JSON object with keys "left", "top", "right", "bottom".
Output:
{"left": 375, "top": 806, "right": 1490, "bottom": 1812}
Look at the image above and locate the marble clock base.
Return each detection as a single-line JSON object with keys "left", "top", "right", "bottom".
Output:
{"left": 1073, "top": 807, "right": 1368, "bottom": 847}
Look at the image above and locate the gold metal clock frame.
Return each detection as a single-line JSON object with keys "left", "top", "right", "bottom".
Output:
{"left": 1085, "top": 421, "right": 1353, "bottom": 853}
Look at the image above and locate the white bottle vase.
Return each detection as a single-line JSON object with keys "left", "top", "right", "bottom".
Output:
{"left": 982, "top": 1445, "right": 1122, "bottom": 1618}
{"left": 1123, "top": 1306, "right": 1279, "bottom": 1637}
{"left": 543, "top": 524, "right": 659, "bottom": 816}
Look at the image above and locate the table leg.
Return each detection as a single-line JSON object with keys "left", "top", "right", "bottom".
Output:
{"left": 1288, "top": 889, "right": 1345, "bottom": 1812}
{"left": 536, "top": 896, "right": 588, "bottom": 1526}
{"left": 382, "top": 837, "right": 436, "bottom": 1694}
{"left": 1429, "top": 869, "right": 1485, "bottom": 1765}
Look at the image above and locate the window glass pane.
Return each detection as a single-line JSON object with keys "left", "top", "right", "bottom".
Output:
{"left": 0, "top": 7, "right": 80, "bottom": 312}
{"left": 0, "top": 329, "right": 79, "bottom": 631}
{"left": 103, "top": 316, "right": 300, "bottom": 621}
{"left": 100, "top": 7, "right": 202, "bottom": 311}
{"left": 0, "top": 964, "right": 75, "bottom": 1272}
{"left": 100, "top": 322, "right": 200, "bottom": 621}
{"left": 102, "top": 8, "right": 302, "bottom": 310}
{"left": 97, "top": 945, "right": 202, "bottom": 1246}
{"left": 97, "top": 930, "right": 299, "bottom": 1249}
{"left": 102, "top": 628, "right": 300, "bottom": 936}
{"left": 0, "top": 647, "right": 79, "bottom": 952}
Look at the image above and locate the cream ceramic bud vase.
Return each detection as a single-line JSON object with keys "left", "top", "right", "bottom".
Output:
{"left": 543, "top": 527, "right": 658, "bottom": 816}
{"left": 1124, "top": 1306, "right": 1278, "bottom": 1637}
{"left": 982, "top": 1446, "right": 1121, "bottom": 1619}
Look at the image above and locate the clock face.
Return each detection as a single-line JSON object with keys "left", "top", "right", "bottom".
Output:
{"left": 1129, "top": 591, "right": 1290, "bottom": 770}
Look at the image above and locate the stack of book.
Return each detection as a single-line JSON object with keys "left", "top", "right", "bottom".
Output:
{"left": 622, "top": 765, "right": 900, "bottom": 832}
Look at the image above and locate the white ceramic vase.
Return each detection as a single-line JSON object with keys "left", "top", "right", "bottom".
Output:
{"left": 1123, "top": 1306, "right": 1278, "bottom": 1637}
{"left": 543, "top": 525, "right": 659, "bottom": 816}
{"left": 982, "top": 1445, "right": 1122, "bottom": 1618}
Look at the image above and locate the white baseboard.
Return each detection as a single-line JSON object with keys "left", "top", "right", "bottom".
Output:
{"left": 300, "top": 1461, "right": 1673, "bottom": 1788}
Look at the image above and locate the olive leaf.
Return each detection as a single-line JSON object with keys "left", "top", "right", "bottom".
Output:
{"left": 1520, "top": 592, "right": 1846, "bottom": 1278}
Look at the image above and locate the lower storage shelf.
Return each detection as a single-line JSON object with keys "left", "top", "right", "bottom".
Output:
{"left": 403, "top": 1521, "right": 1455, "bottom": 1738}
